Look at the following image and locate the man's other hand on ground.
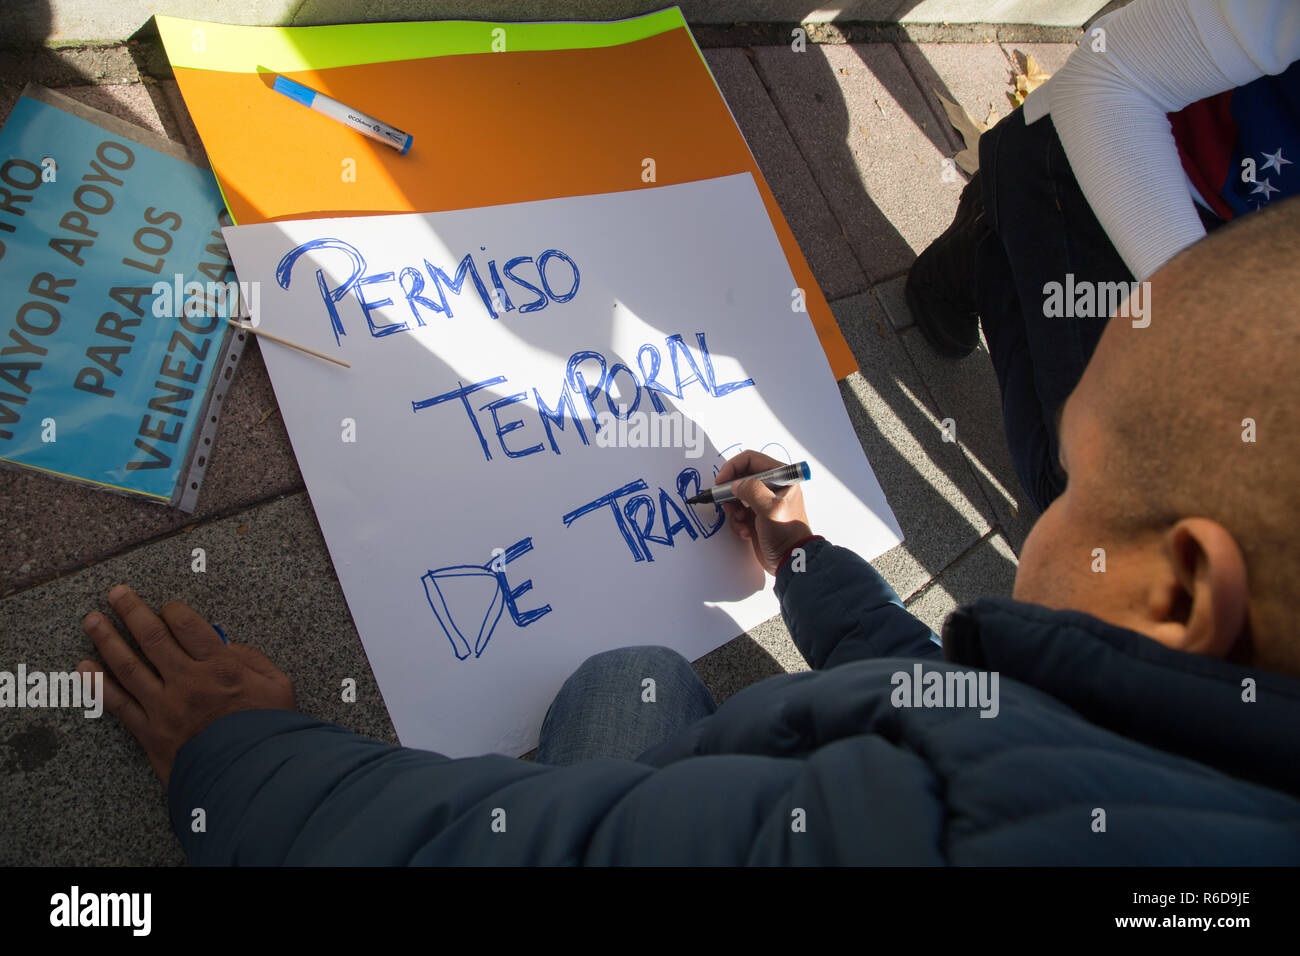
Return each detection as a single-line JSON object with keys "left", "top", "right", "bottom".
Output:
{"left": 77, "top": 586, "right": 295, "bottom": 786}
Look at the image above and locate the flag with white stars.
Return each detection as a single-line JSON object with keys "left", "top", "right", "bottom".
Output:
{"left": 1169, "top": 57, "right": 1300, "bottom": 220}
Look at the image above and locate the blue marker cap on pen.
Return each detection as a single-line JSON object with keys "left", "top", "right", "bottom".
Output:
{"left": 271, "top": 74, "right": 413, "bottom": 154}
{"left": 272, "top": 75, "right": 315, "bottom": 108}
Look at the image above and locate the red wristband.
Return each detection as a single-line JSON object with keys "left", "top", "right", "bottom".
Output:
{"left": 777, "top": 535, "right": 823, "bottom": 573}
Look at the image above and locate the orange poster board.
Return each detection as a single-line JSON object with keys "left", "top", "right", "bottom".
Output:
{"left": 158, "top": 10, "right": 856, "bottom": 378}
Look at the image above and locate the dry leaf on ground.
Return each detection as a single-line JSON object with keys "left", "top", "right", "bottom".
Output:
{"left": 934, "top": 89, "right": 990, "bottom": 174}
{"left": 1009, "top": 52, "right": 1050, "bottom": 107}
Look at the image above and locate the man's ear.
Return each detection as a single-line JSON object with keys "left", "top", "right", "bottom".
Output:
{"left": 1145, "top": 518, "right": 1249, "bottom": 658}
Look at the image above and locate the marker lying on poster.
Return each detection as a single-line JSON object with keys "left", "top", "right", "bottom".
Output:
{"left": 688, "top": 461, "right": 811, "bottom": 505}
{"left": 271, "top": 74, "right": 413, "bottom": 154}
{"left": 226, "top": 318, "right": 351, "bottom": 369}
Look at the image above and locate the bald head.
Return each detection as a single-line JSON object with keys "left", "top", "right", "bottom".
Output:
{"left": 1014, "top": 196, "right": 1300, "bottom": 673}
{"left": 1089, "top": 198, "right": 1300, "bottom": 483}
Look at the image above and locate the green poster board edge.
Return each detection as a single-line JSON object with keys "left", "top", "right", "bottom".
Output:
{"left": 156, "top": 7, "right": 689, "bottom": 74}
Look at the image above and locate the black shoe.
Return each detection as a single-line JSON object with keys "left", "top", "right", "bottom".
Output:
{"left": 904, "top": 175, "right": 987, "bottom": 358}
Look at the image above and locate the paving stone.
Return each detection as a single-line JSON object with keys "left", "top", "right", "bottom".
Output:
{"left": 753, "top": 42, "right": 966, "bottom": 283}
{"left": 831, "top": 291, "right": 996, "bottom": 601}
{"left": 694, "top": 614, "right": 806, "bottom": 705}
{"left": 901, "top": 0, "right": 1102, "bottom": 28}
{"left": 905, "top": 530, "right": 1019, "bottom": 634}
{"left": 704, "top": 47, "right": 869, "bottom": 301}
{"left": 897, "top": 41, "right": 1016, "bottom": 153}
{"left": 897, "top": 325, "right": 1038, "bottom": 552}
{"left": 874, "top": 273, "right": 914, "bottom": 329}
{"left": 54, "top": 81, "right": 167, "bottom": 137}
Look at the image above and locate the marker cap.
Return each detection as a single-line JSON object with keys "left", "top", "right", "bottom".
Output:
{"left": 273, "top": 75, "right": 316, "bottom": 108}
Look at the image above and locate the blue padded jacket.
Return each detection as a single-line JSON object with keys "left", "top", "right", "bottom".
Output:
{"left": 168, "top": 538, "right": 1300, "bottom": 864}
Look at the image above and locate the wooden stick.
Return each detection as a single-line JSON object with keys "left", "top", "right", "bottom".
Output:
{"left": 226, "top": 318, "right": 351, "bottom": 368}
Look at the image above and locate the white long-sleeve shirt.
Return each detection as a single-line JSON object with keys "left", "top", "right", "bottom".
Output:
{"left": 1023, "top": 0, "right": 1300, "bottom": 280}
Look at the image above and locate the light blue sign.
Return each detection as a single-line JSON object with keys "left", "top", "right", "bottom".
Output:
{"left": 0, "top": 88, "right": 238, "bottom": 504}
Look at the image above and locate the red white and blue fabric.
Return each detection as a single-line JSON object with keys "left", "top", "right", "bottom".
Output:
{"left": 1170, "top": 58, "right": 1300, "bottom": 220}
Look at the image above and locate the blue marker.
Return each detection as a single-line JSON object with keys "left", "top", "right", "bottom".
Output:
{"left": 688, "top": 461, "right": 811, "bottom": 505}
{"left": 272, "top": 75, "right": 413, "bottom": 154}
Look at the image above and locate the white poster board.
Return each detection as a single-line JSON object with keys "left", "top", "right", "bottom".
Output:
{"left": 224, "top": 173, "right": 901, "bottom": 756}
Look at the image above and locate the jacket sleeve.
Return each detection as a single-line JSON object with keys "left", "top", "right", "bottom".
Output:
{"left": 167, "top": 708, "right": 866, "bottom": 866}
{"left": 166, "top": 542, "right": 943, "bottom": 865}
{"left": 774, "top": 537, "right": 941, "bottom": 668}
